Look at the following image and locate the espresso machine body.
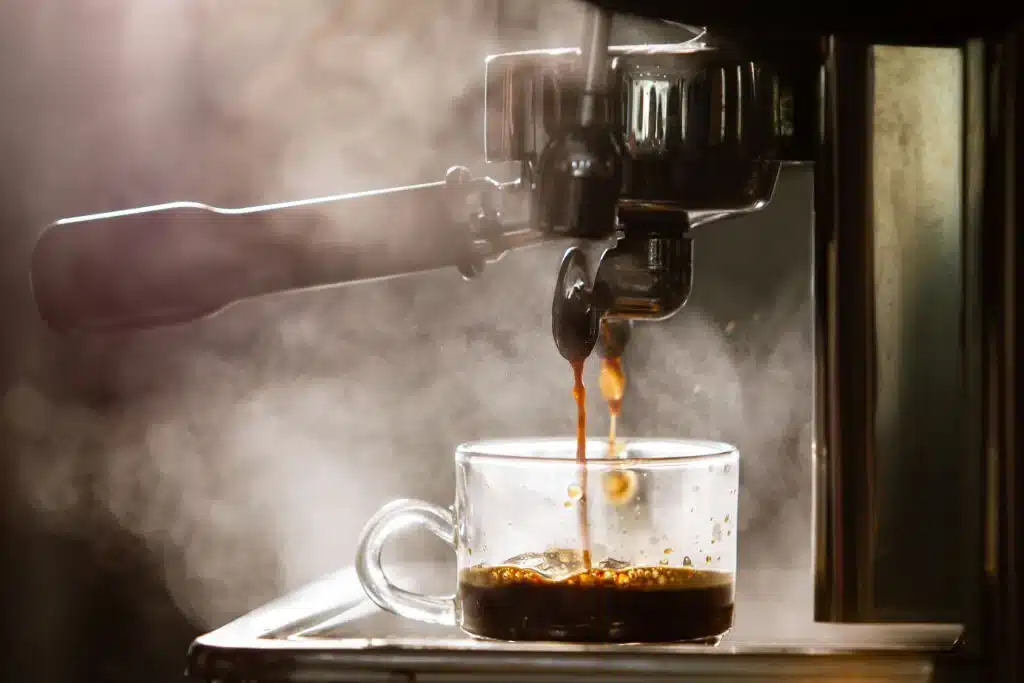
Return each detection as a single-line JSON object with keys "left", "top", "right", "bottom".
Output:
{"left": 28, "top": 2, "right": 1021, "bottom": 681}
{"left": 567, "top": 6, "right": 1021, "bottom": 682}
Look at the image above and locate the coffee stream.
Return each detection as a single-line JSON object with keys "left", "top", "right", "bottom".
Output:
{"left": 570, "top": 359, "right": 593, "bottom": 572}
{"left": 598, "top": 354, "right": 637, "bottom": 506}
{"left": 569, "top": 326, "right": 627, "bottom": 573}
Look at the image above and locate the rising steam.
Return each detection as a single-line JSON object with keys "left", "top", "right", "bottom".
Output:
{"left": 2, "top": 0, "right": 813, "bottom": 635}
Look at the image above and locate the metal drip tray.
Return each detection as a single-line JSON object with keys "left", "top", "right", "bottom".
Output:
{"left": 187, "top": 562, "right": 962, "bottom": 682}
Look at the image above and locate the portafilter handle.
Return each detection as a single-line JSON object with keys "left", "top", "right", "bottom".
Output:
{"left": 30, "top": 167, "right": 534, "bottom": 335}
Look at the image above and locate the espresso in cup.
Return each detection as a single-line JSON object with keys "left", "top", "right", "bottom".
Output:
{"left": 458, "top": 553, "right": 734, "bottom": 642}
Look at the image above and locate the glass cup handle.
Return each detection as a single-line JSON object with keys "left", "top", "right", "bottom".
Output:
{"left": 355, "top": 498, "right": 457, "bottom": 626}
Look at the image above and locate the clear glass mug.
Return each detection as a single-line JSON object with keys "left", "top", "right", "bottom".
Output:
{"left": 355, "top": 438, "right": 739, "bottom": 643}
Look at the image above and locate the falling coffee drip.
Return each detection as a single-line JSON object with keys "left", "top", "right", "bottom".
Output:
{"left": 598, "top": 318, "right": 636, "bottom": 505}
{"left": 598, "top": 317, "right": 630, "bottom": 457}
{"left": 599, "top": 356, "right": 625, "bottom": 457}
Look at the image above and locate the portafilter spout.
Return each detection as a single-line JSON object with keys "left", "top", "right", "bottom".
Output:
{"left": 551, "top": 219, "right": 693, "bottom": 362}
{"left": 30, "top": 167, "right": 540, "bottom": 335}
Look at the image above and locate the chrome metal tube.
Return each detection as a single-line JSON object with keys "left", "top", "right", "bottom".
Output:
{"left": 579, "top": 7, "right": 613, "bottom": 126}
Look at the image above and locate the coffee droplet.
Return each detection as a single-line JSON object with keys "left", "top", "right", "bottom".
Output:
{"left": 705, "top": 555, "right": 712, "bottom": 564}
{"left": 599, "top": 359, "right": 626, "bottom": 402}
{"left": 563, "top": 500, "right": 573, "bottom": 508}
{"left": 567, "top": 484, "right": 583, "bottom": 500}
{"left": 663, "top": 547, "right": 673, "bottom": 555}
{"left": 602, "top": 470, "right": 637, "bottom": 505}
{"left": 683, "top": 556, "right": 693, "bottom": 567}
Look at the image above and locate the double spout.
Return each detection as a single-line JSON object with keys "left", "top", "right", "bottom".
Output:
{"left": 550, "top": 226, "right": 693, "bottom": 363}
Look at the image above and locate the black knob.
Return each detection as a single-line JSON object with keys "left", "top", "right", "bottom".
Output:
{"left": 552, "top": 246, "right": 599, "bottom": 363}
{"left": 534, "top": 125, "right": 623, "bottom": 239}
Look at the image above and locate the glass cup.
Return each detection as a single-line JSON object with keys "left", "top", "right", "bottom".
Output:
{"left": 356, "top": 437, "right": 739, "bottom": 643}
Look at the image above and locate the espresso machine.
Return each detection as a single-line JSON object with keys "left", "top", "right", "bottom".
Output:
{"left": 29, "top": 0, "right": 1021, "bottom": 680}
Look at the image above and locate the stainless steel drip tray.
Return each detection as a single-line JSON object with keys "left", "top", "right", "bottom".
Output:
{"left": 188, "top": 562, "right": 962, "bottom": 682}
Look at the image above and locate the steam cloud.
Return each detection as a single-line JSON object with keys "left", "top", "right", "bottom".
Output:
{"left": 2, "top": 0, "right": 813, "bottom": 636}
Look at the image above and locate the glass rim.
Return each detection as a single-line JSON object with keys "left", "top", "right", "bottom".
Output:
{"left": 455, "top": 437, "right": 737, "bottom": 466}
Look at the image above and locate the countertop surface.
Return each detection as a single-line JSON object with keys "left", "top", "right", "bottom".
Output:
{"left": 188, "top": 563, "right": 963, "bottom": 682}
